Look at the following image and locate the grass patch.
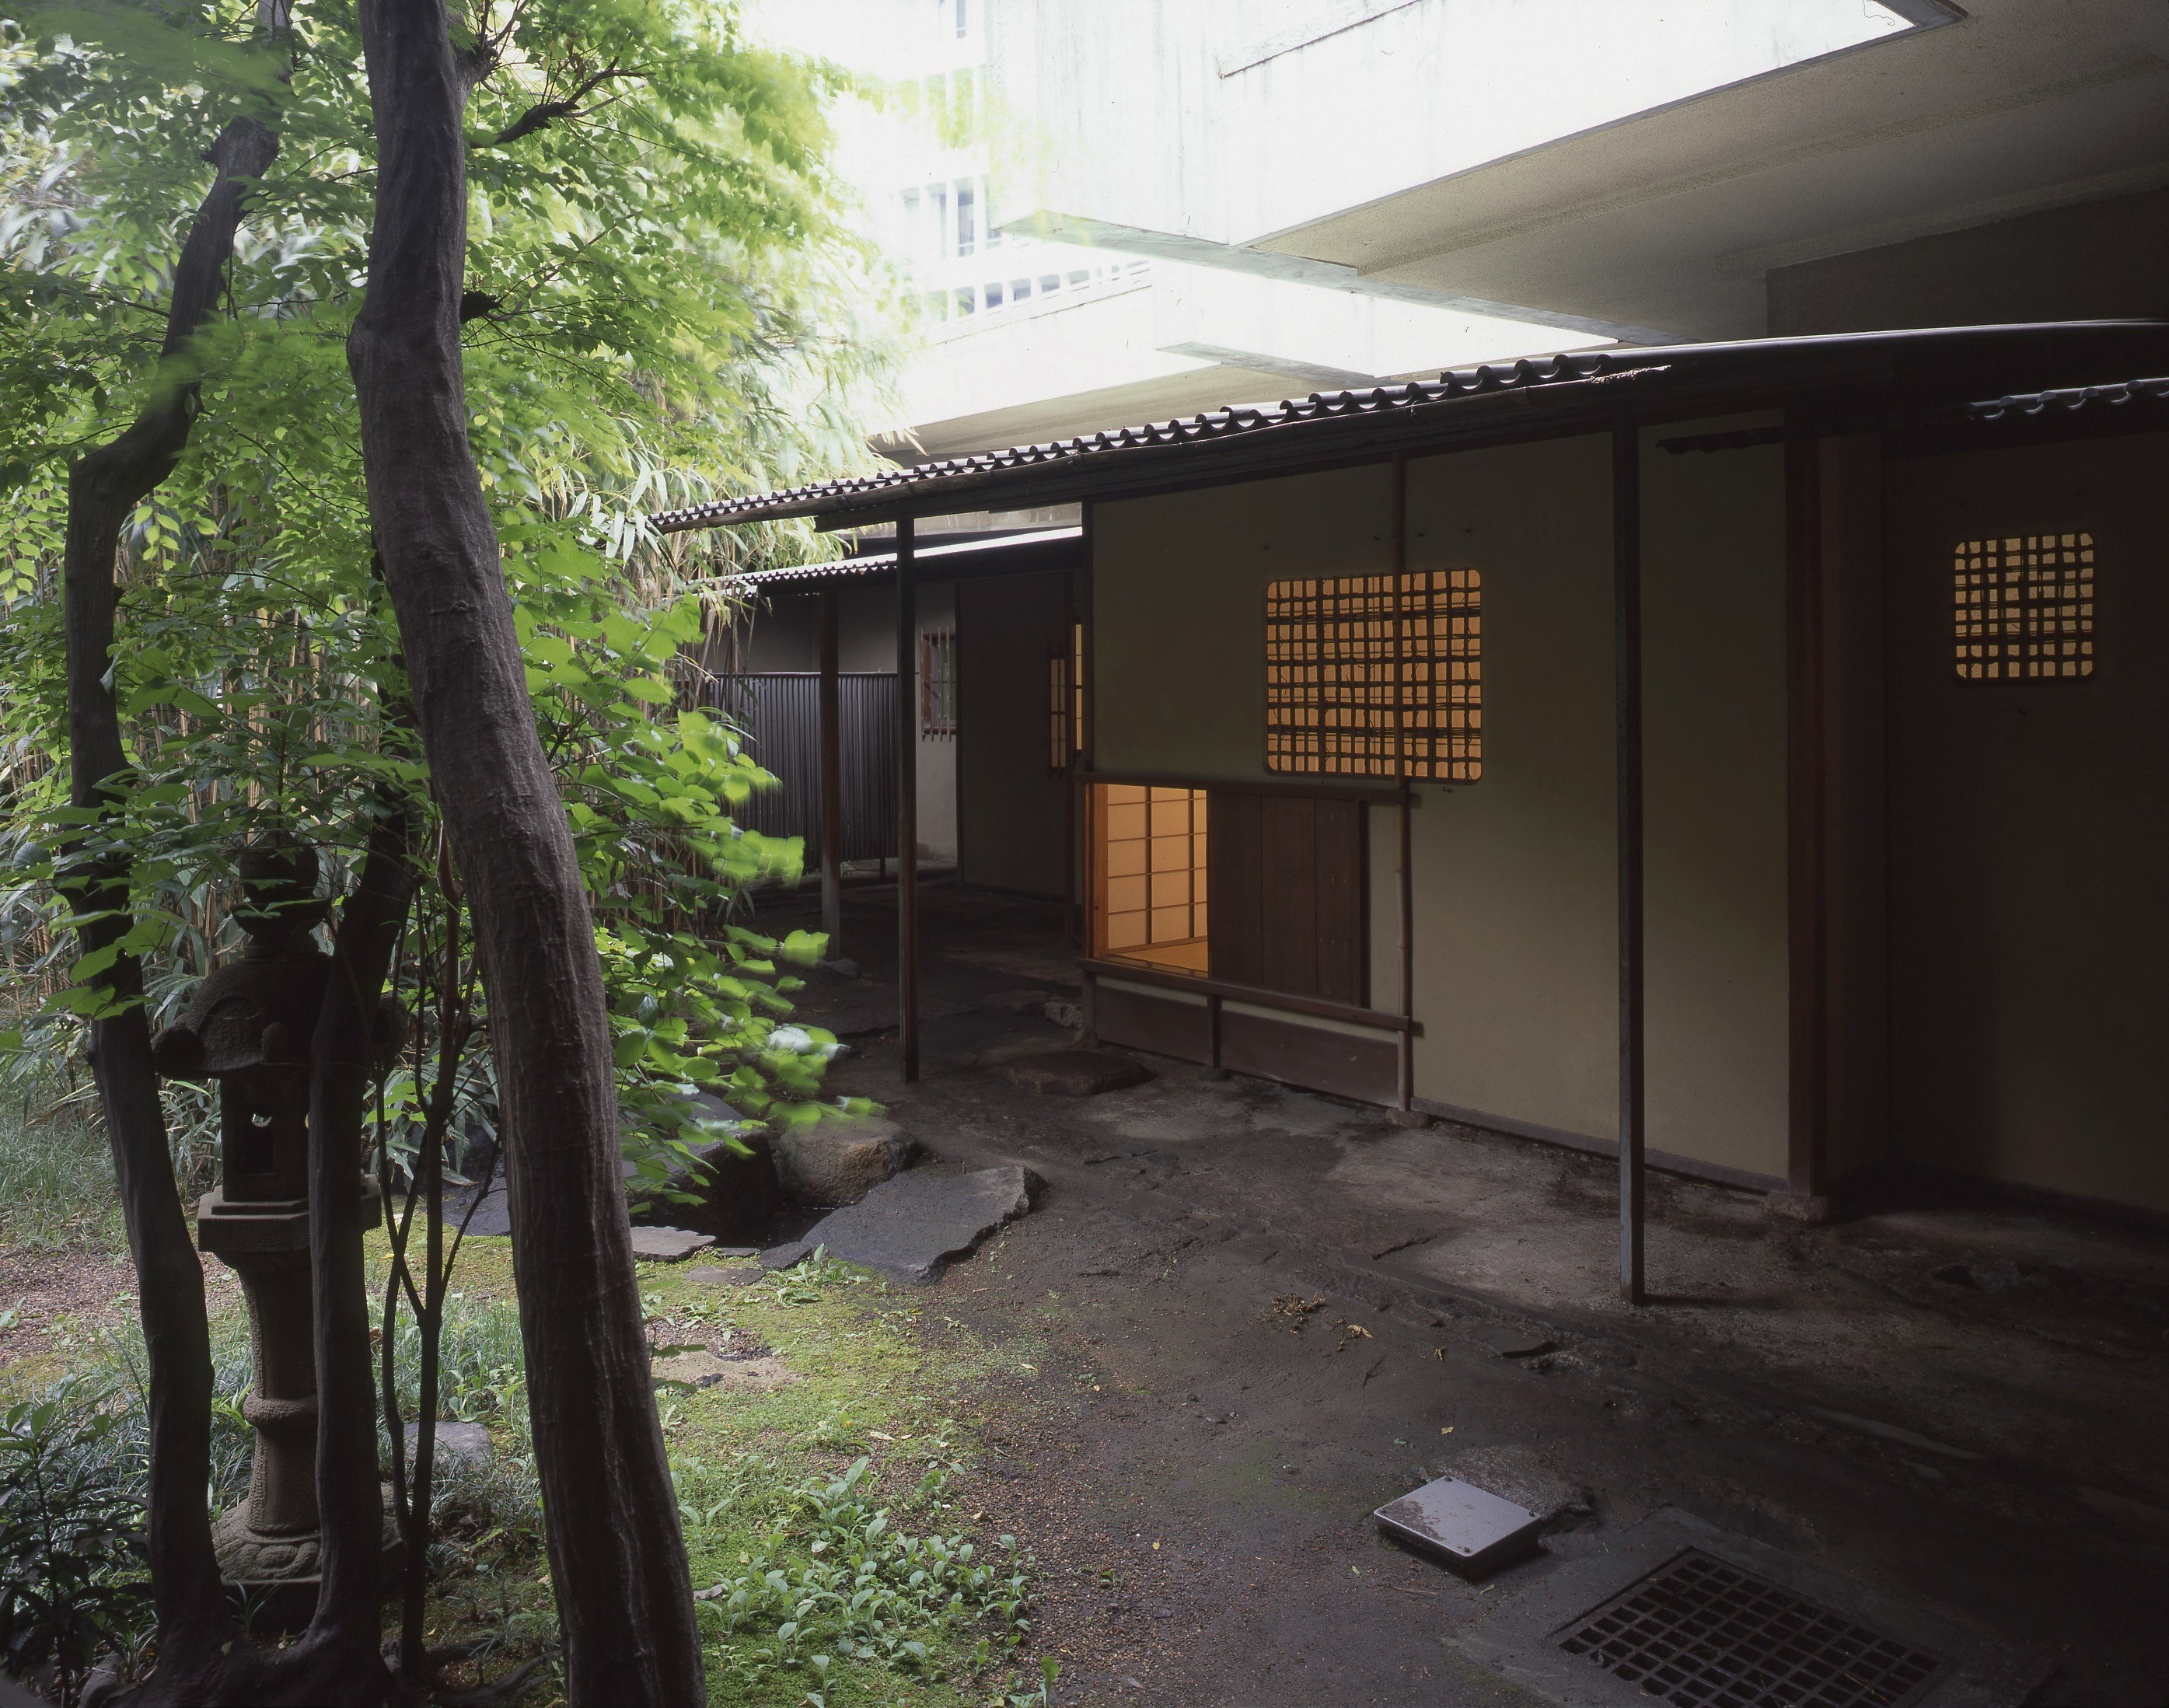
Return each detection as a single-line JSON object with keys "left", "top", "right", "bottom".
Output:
{"left": 0, "top": 1106, "right": 123, "bottom": 1254}
{"left": 0, "top": 1223, "right": 1057, "bottom": 1707}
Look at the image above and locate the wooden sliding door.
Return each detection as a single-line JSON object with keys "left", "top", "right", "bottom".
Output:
{"left": 1207, "top": 792, "right": 1365, "bottom": 1005}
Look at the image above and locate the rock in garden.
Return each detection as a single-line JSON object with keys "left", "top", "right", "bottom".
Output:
{"left": 771, "top": 1116, "right": 916, "bottom": 1205}
{"left": 630, "top": 1226, "right": 714, "bottom": 1262}
{"left": 796, "top": 1164, "right": 1042, "bottom": 1285}
{"left": 686, "top": 1265, "right": 767, "bottom": 1287}
{"left": 1003, "top": 1049, "right": 1150, "bottom": 1097}
{"left": 403, "top": 1420, "right": 493, "bottom": 1472}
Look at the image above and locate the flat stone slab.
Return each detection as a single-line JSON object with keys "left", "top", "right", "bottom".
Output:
{"left": 1003, "top": 1050, "right": 1151, "bottom": 1097}
{"left": 403, "top": 1420, "right": 492, "bottom": 1472}
{"left": 630, "top": 1226, "right": 714, "bottom": 1262}
{"left": 1469, "top": 1322, "right": 1556, "bottom": 1359}
{"left": 686, "top": 1265, "right": 767, "bottom": 1288}
{"left": 761, "top": 1241, "right": 812, "bottom": 1271}
{"left": 795, "top": 1165, "right": 1041, "bottom": 1285}
{"left": 652, "top": 1349, "right": 797, "bottom": 1392}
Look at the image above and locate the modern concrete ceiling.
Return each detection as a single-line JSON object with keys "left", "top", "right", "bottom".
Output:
{"left": 1247, "top": 0, "right": 2169, "bottom": 341}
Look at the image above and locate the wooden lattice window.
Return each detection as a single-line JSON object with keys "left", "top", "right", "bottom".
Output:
{"left": 1265, "top": 570, "right": 1481, "bottom": 781}
{"left": 1954, "top": 533, "right": 2094, "bottom": 681}
{"left": 1046, "top": 621, "right": 1084, "bottom": 772}
{"left": 919, "top": 629, "right": 957, "bottom": 734}
{"left": 1092, "top": 784, "right": 1208, "bottom": 974}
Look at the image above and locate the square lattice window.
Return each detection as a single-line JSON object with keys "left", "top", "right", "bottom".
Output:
{"left": 1265, "top": 569, "right": 1481, "bottom": 781}
{"left": 1954, "top": 533, "right": 2094, "bottom": 681}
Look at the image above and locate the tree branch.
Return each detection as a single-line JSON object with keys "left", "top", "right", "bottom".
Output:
{"left": 65, "top": 110, "right": 278, "bottom": 1687}
{"left": 482, "top": 63, "right": 636, "bottom": 147}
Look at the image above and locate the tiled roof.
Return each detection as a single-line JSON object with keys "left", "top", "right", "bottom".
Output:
{"left": 654, "top": 324, "right": 2169, "bottom": 533}
{"left": 651, "top": 351, "right": 1634, "bottom": 532}
{"left": 1968, "top": 375, "right": 2169, "bottom": 420}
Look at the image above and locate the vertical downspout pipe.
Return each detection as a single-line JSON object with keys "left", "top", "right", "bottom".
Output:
{"left": 1613, "top": 422, "right": 1647, "bottom": 1306}
{"left": 897, "top": 519, "right": 920, "bottom": 1082}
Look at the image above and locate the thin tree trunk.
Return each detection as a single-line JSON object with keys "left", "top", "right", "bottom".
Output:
{"left": 62, "top": 115, "right": 276, "bottom": 1681}
{"left": 345, "top": 0, "right": 704, "bottom": 1698}
{"left": 292, "top": 806, "right": 413, "bottom": 1690}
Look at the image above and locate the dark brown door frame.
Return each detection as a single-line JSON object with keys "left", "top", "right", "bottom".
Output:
{"left": 896, "top": 517, "right": 920, "bottom": 1082}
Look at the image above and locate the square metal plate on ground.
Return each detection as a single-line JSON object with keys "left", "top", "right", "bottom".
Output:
{"left": 1451, "top": 1508, "right": 2054, "bottom": 1708}
{"left": 1373, "top": 1474, "right": 1545, "bottom": 1577}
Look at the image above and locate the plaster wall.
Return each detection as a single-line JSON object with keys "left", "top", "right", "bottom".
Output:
{"left": 1093, "top": 432, "right": 1792, "bottom": 1179}
{"left": 1885, "top": 431, "right": 2169, "bottom": 1214}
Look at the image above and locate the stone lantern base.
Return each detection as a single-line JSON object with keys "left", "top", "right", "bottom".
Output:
{"left": 214, "top": 1492, "right": 407, "bottom": 1630}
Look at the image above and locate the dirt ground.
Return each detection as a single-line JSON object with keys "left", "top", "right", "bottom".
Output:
{"left": 5, "top": 879, "right": 2163, "bottom": 1706}
{"left": 784, "top": 879, "right": 2169, "bottom": 1708}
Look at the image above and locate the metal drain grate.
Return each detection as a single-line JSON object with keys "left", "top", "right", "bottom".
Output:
{"left": 1556, "top": 1548, "right": 1947, "bottom": 1708}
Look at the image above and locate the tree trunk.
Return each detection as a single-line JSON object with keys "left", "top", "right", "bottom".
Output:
{"left": 344, "top": 0, "right": 704, "bottom": 1699}
{"left": 62, "top": 115, "right": 277, "bottom": 1682}
{"left": 292, "top": 808, "right": 413, "bottom": 1692}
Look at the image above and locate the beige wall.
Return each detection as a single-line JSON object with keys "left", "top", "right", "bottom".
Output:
{"left": 1885, "top": 434, "right": 2169, "bottom": 1214}
{"left": 1094, "top": 428, "right": 1791, "bottom": 1181}
{"left": 1094, "top": 464, "right": 1394, "bottom": 779}
{"left": 1639, "top": 423, "right": 1790, "bottom": 1181}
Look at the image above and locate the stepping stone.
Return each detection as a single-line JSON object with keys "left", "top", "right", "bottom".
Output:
{"left": 1003, "top": 1050, "right": 1151, "bottom": 1097}
{"left": 761, "top": 1241, "right": 813, "bottom": 1271}
{"left": 651, "top": 1349, "right": 796, "bottom": 1392}
{"left": 796, "top": 1165, "right": 1042, "bottom": 1285}
{"left": 630, "top": 1226, "right": 714, "bottom": 1262}
{"left": 1470, "top": 1322, "right": 1556, "bottom": 1359}
{"left": 403, "top": 1420, "right": 492, "bottom": 1472}
{"left": 773, "top": 1118, "right": 916, "bottom": 1206}
{"left": 686, "top": 1266, "right": 767, "bottom": 1287}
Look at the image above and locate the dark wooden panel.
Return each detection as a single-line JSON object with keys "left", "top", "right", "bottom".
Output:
{"left": 1090, "top": 980, "right": 1212, "bottom": 1066}
{"left": 1209, "top": 790, "right": 1265, "bottom": 987}
{"left": 1311, "top": 798, "right": 1365, "bottom": 1006}
{"left": 957, "top": 571, "right": 1073, "bottom": 898}
{"left": 1219, "top": 1008, "right": 1398, "bottom": 1105}
{"left": 1260, "top": 797, "right": 1319, "bottom": 995}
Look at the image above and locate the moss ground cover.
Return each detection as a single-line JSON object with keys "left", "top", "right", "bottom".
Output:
{"left": 0, "top": 1221, "right": 1057, "bottom": 1706}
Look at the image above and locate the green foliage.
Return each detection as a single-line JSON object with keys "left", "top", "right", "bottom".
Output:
{"left": 0, "top": 1379, "right": 152, "bottom": 1706}
{"left": 0, "top": 0, "right": 902, "bottom": 1182}
{"left": 683, "top": 1454, "right": 1032, "bottom": 1692}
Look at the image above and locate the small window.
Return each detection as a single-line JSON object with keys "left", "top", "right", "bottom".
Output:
{"left": 1265, "top": 569, "right": 1482, "bottom": 781}
{"left": 1046, "top": 621, "right": 1085, "bottom": 771}
{"left": 1954, "top": 533, "right": 2094, "bottom": 680}
{"left": 919, "top": 630, "right": 956, "bottom": 735}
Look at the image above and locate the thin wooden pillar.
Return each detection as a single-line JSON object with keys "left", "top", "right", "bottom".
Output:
{"left": 1613, "top": 423, "right": 1647, "bottom": 1306}
{"left": 1391, "top": 452, "right": 1415, "bottom": 1110}
{"left": 896, "top": 518, "right": 920, "bottom": 1082}
{"left": 817, "top": 589, "right": 842, "bottom": 959}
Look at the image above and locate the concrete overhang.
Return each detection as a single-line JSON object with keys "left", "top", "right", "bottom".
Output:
{"left": 1181, "top": 0, "right": 2169, "bottom": 341}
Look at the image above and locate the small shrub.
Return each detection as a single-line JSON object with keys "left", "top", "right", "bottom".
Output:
{"left": 0, "top": 1381, "right": 152, "bottom": 1706}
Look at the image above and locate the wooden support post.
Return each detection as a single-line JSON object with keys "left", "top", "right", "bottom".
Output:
{"left": 896, "top": 518, "right": 920, "bottom": 1083}
{"left": 818, "top": 589, "right": 842, "bottom": 959}
{"left": 1391, "top": 452, "right": 1415, "bottom": 1110}
{"left": 1613, "top": 423, "right": 1647, "bottom": 1306}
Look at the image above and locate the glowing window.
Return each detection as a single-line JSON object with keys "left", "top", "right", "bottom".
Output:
{"left": 1954, "top": 533, "right": 2094, "bottom": 680}
{"left": 1092, "top": 784, "right": 1207, "bottom": 976}
{"left": 1265, "top": 569, "right": 1481, "bottom": 781}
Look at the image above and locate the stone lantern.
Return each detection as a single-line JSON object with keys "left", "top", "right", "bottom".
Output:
{"left": 152, "top": 846, "right": 400, "bottom": 1608}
